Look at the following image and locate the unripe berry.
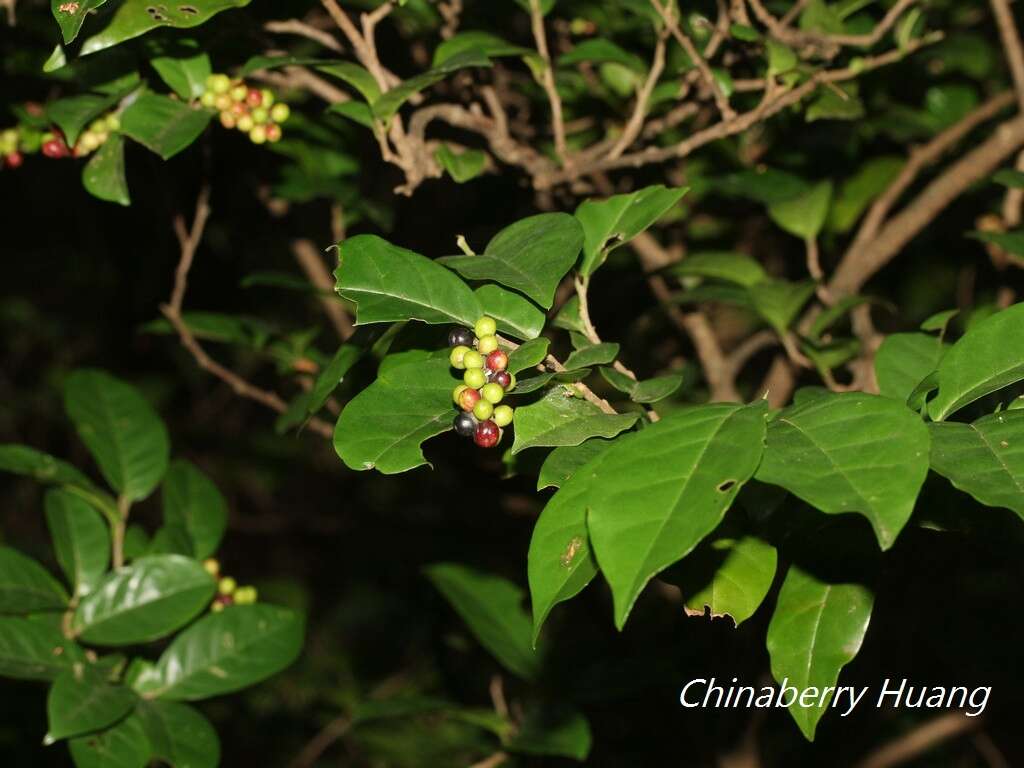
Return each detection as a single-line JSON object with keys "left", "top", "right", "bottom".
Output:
{"left": 230, "top": 101, "right": 248, "bottom": 117}
{"left": 246, "top": 88, "right": 263, "bottom": 108}
{"left": 473, "top": 399, "right": 494, "bottom": 421}
{"left": 252, "top": 107, "right": 269, "bottom": 125}
{"left": 219, "top": 112, "right": 237, "bottom": 129}
{"left": 477, "top": 335, "right": 499, "bottom": 355}
{"left": 249, "top": 125, "right": 267, "bottom": 144}
{"left": 270, "top": 102, "right": 290, "bottom": 123}
{"left": 450, "top": 345, "right": 471, "bottom": 369}
{"left": 234, "top": 586, "right": 258, "bottom": 605}
{"left": 211, "top": 600, "right": 225, "bottom": 613}
{"left": 462, "top": 350, "right": 485, "bottom": 369}
{"left": 265, "top": 123, "right": 282, "bottom": 142}
{"left": 79, "top": 131, "right": 100, "bottom": 152}
{"left": 474, "top": 419, "right": 500, "bottom": 448}
{"left": 210, "top": 74, "right": 232, "bottom": 94}
{"left": 448, "top": 326, "right": 475, "bottom": 348}
{"left": 236, "top": 114, "right": 254, "bottom": 133}
{"left": 230, "top": 84, "right": 248, "bottom": 102}
{"left": 214, "top": 94, "right": 233, "bottom": 112}
{"left": 485, "top": 350, "right": 508, "bottom": 371}
{"left": 260, "top": 89, "right": 275, "bottom": 108}
{"left": 203, "top": 558, "right": 220, "bottom": 577}
{"left": 492, "top": 370, "right": 512, "bottom": 389}
{"left": 218, "top": 576, "right": 237, "bottom": 595}
{"left": 458, "top": 385, "right": 481, "bottom": 412}
{"left": 492, "top": 404, "right": 514, "bottom": 427}
{"left": 453, "top": 384, "right": 468, "bottom": 405}
{"left": 464, "top": 367, "right": 487, "bottom": 389}
{"left": 481, "top": 382, "right": 504, "bottom": 404}
{"left": 474, "top": 316, "right": 497, "bottom": 338}
{"left": 104, "top": 114, "right": 120, "bottom": 132}
{"left": 453, "top": 411, "right": 477, "bottom": 437}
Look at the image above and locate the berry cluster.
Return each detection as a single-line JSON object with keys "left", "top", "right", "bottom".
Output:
{"left": 203, "top": 558, "right": 258, "bottom": 612}
{"left": 450, "top": 316, "right": 516, "bottom": 448}
{"left": 200, "top": 73, "right": 290, "bottom": 145}
{"left": 0, "top": 110, "right": 119, "bottom": 168}
{"left": 0, "top": 127, "right": 24, "bottom": 168}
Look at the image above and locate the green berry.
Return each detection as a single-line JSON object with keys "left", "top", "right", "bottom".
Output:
{"left": 252, "top": 107, "right": 269, "bottom": 125}
{"left": 200, "top": 91, "right": 217, "bottom": 108}
{"left": 464, "top": 368, "right": 487, "bottom": 389}
{"left": 211, "top": 74, "right": 232, "bottom": 94}
{"left": 481, "top": 382, "right": 504, "bottom": 404}
{"left": 202, "top": 558, "right": 220, "bottom": 577}
{"left": 236, "top": 114, "right": 254, "bottom": 133}
{"left": 218, "top": 576, "right": 236, "bottom": 595}
{"left": 230, "top": 84, "right": 248, "bottom": 102}
{"left": 492, "top": 405, "right": 514, "bottom": 427}
{"left": 477, "top": 335, "right": 499, "bottom": 355}
{"left": 463, "top": 350, "right": 485, "bottom": 369}
{"left": 270, "top": 103, "right": 290, "bottom": 123}
{"left": 249, "top": 125, "right": 267, "bottom": 144}
{"left": 450, "top": 345, "right": 471, "bottom": 369}
{"left": 261, "top": 89, "right": 275, "bottom": 108}
{"left": 474, "top": 316, "right": 497, "bottom": 338}
{"left": 105, "top": 114, "right": 120, "bottom": 131}
{"left": 473, "top": 399, "right": 494, "bottom": 421}
{"left": 453, "top": 384, "right": 469, "bottom": 405}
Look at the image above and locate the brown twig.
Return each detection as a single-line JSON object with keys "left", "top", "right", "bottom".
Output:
{"left": 528, "top": 0, "right": 569, "bottom": 165}
{"left": 468, "top": 752, "right": 509, "bottom": 768}
{"left": 291, "top": 239, "right": 355, "bottom": 340}
{"left": 853, "top": 712, "right": 980, "bottom": 768}
{"left": 287, "top": 714, "right": 352, "bottom": 768}
{"left": 990, "top": 0, "right": 1024, "bottom": 111}
{"left": 263, "top": 18, "right": 343, "bottom": 52}
{"left": 608, "top": 30, "right": 668, "bottom": 159}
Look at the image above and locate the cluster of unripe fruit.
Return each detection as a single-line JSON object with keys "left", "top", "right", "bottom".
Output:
{"left": 200, "top": 73, "right": 290, "bottom": 145}
{"left": 450, "top": 316, "right": 516, "bottom": 448}
{"left": 0, "top": 110, "right": 119, "bottom": 168}
{"left": 203, "top": 558, "right": 258, "bottom": 612}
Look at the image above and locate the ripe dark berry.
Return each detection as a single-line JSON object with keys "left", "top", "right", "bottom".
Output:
{"left": 492, "top": 370, "right": 512, "bottom": 389}
{"left": 474, "top": 419, "right": 500, "bottom": 448}
{"left": 449, "top": 327, "right": 475, "bottom": 348}
{"left": 453, "top": 412, "right": 477, "bottom": 437}
{"left": 486, "top": 350, "right": 508, "bottom": 372}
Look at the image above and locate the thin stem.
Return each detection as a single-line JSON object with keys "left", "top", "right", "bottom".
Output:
{"left": 529, "top": 0, "right": 569, "bottom": 165}
{"left": 112, "top": 495, "right": 130, "bottom": 569}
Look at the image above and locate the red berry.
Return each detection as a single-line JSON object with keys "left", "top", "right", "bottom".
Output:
{"left": 458, "top": 386, "right": 481, "bottom": 412}
{"left": 486, "top": 350, "right": 508, "bottom": 372}
{"left": 41, "top": 139, "right": 68, "bottom": 158}
{"left": 492, "top": 370, "right": 512, "bottom": 389}
{"left": 4, "top": 152, "right": 23, "bottom": 169}
{"left": 231, "top": 101, "right": 248, "bottom": 117}
{"left": 246, "top": 88, "right": 263, "bottom": 107}
{"left": 474, "top": 420, "right": 500, "bottom": 448}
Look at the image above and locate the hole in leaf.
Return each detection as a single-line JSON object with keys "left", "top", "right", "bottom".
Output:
{"left": 178, "top": 4, "right": 199, "bottom": 13}
{"left": 560, "top": 536, "right": 583, "bottom": 568}
{"left": 717, "top": 479, "right": 736, "bottom": 493}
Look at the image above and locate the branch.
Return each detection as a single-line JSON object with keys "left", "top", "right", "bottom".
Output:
{"left": 287, "top": 714, "right": 351, "bottom": 768}
{"left": 607, "top": 30, "right": 668, "bottom": 159}
{"left": 263, "top": 18, "right": 343, "bottom": 52}
{"left": 853, "top": 712, "right": 979, "bottom": 768}
{"left": 990, "top": 0, "right": 1024, "bottom": 110}
{"left": 291, "top": 239, "right": 354, "bottom": 340}
{"left": 529, "top": 0, "right": 569, "bottom": 165}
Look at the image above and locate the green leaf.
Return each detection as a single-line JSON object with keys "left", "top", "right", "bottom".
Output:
{"left": 559, "top": 39, "right": 646, "bottom": 74}
{"left": 334, "top": 351, "right": 454, "bottom": 473}
{"left": 433, "top": 31, "right": 533, "bottom": 66}
{"left": 316, "top": 61, "right": 381, "bottom": 103}
{"left": 755, "top": 393, "right": 929, "bottom": 549}
{"left": 0, "top": 547, "right": 68, "bottom": 614}
{"left": 799, "top": 0, "right": 845, "bottom": 34}
{"left": 372, "top": 49, "right": 491, "bottom": 122}
{"left": 630, "top": 374, "right": 684, "bottom": 404}
{"left": 73, "top": 555, "right": 215, "bottom": 645}
{"left": 588, "top": 402, "right": 768, "bottom": 628}
{"left": 929, "top": 411, "right": 1024, "bottom": 520}
{"left": 664, "top": 534, "right": 777, "bottom": 627}
{"left": 474, "top": 284, "right": 544, "bottom": 340}
{"left": 921, "top": 308, "right": 959, "bottom": 334}
{"left": 575, "top": 185, "right": 688, "bottom": 277}
{"left": 335, "top": 235, "right": 481, "bottom": 327}
{"left": 806, "top": 84, "right": 864, "bottom": 123}
{"left": 45, "top": 490, "right": 110, "bottom": 599}
{"left": 435, "top": 144, "right": 487, "bottom": 183}
{"left": 46, "top": 665, "right": 136, "bottom": 744}
{"left": 969, "top": 230, "right": 1024, "bottom": 256}
{"left": 711, "top": 168, "right": 809, "bottom": 205}
{"left": 439, "top": 213, "right": 585, "bottom": 308}
{"left": 48, "top": 93, "right": 120, "bottom": 148}
{"left": 148, "top": 525, "right": 194, "bottom": 557}
{"left": 150, "top": 48, "right": 212, "bottom": 100}
{"left": 162, "top": 461, "right": 227, "bottom": 560}
{"left": 511, "top": 388, "right": 639, "bottom": 454}
{"left": 993, "top": 168, "right": 1024, "bottom": 188}
{"left": 749, "top": 280, "right": 815, "bottom": 335}
{"left": 83, "top": 133, "right": 130, "bottom": 206}
{"left": 528, "top": 450, "right": 610, "bottom": 643}
{"left": 425, "top": 563, "right": 540, "bottom": 680}
{"left": 766, "top": 566, "right": 873, "bottom": 741}
{"left": 68, "top": 714, "right": 150, "bottom": 768}
{"left": 81, "top": 0, "right": 252, "bottom": 56}
{"left": 0, "top": 444, "right": 95, "bottom": 489}
{"left": 930, "top": 303, "right": 1024, "bottom": 421}
{"left": 671, "top": 251, "right": 767, "bottom": 287}
{"left": 44, "top": 44, "right": 68, "bottom": 72}
{"left": 807, "top": 295, "right": 873, "bottom": 341}
{"left": 506, "top": 705, "right": 591, "bottom": 760}
{"left": 507, "top": 338, "right": 550, "bottom": 374}
{"left": 730, "top": 23, "right": 761, "bottom": 41}
{"left": 325, "top": 101, "right": 374, "bottom": 128}
{"left": 0, "top": 617, "right": 85, "bottom": 680}
{"left": 766, "top": 40, "right": 797, "bottom": 76}
{"left": 874, "top": 332, "right": 945, "bottom": 403}
{"left": 149, "top": 604, "right": 305, "bottom": 700}
{"left": 235, "top": 54, "right": 332, "bottom": 75}
{"left": 562, "top": 342, "right": 619, "bottom": 370}
{"left": 306, "top": 343, "right": 363, "bottom": 417}
{"left": 537, "top": 438, "right": 614, "bottom": 490}
{"left": 51, "top": 0, "right": 108, "bottom": 44}
{"left": 120, "top": 93, "right": 213, "bottom": 160}
{"left": 768, "top": 181, "right": 833, "bottom": 240}
{"left": 64, "top": 370, "right": 170, "bottom": 502}
{"left": 136, "top": 700, "right": 219, "bottom": 768}
{"left": 829, "top": 157, "right": 902, "bottom": 233}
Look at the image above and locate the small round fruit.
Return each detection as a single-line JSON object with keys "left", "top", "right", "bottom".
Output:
{"left": 230, "top": 84, "right": 248, "bottom": 102}
{"left": 448, "top": 326, "right": 474, "bottom": 348}
{"left": 218, "top": 576, "right": 237, "bottom": 596}
{"left": 464, "top": 368, "right": 487, "bottom": 390}
{"left": 246, "top": 88, "right": 263, "bottom": 108}
{"left": 453, "top": 411, "right": 477, "bottom": 437}
{"left": 203, "top": 558, "right": 220, "bottom": 577}
{"left": 79, "top": 132, "right": 100, "bottom": 152}
{"left": 252, "top": 107, "right": 269, "bottom": 125}
{"left": 492, "top": 404, "right": 514, "bottom": 428}
{"left": 234, "top": 586, "right": 258, "bottom": 605}
{"left": 474, "top": 419, "right": 500, "bottom": 448}
{"left": 219, "top": 112, "right": 237, "bottom": 129}
{"left": 231, "top": 101, "right": 248, "bottom": 117}
{"left": 453, "top": 384, "right": 469, "bottom": 405}
{"left": 260, "top": 89, "right": 275, "bottom": 108}
{"left": 41, "top": 139, "right": 67, "bottom": 158}
{"left": 507, "top": 373, "right": 516, "bottom": 392}
{"left": 4, "top": 151, "right": 23, "bottom": 169}
{"left": 214, "top": 94, "right": 233, "bottom": 112}
{"left": 462, "top": 350, "right": 485, "bottom": 369}
{"left": 200, "top": 91, "right": 217, "bottom": 108}
{"left": 105, "top": 114, "right": 120, "bottom": 131}
{"left": 450, "top": 345, "right": 471, "bottom": 369}
{"left": 249, "top": 125, "right": 267, "bottom": 144}
{"left": 458, "top": 386, "right": 481, "bottom": 412}
{"left": 236, "top": 114, "right": 254, "bottom": 133}
{"left": 477, "top": 335, "right": 498, "bottom": 355}
{"left": 481, "top": 382, "right": 504, "bottom": 404}
{"left": 486, "top": 350, "right": 508, "bottom": 372}
{"left": 473, "top": 399, "right": 494, "bottom": 421}
{"left": 474, "top": 316, "right": 497, "bottom": 338}
{"left": 270, "top": 102, "right": 290, "bottom": 123}
{"left": 210, "top": 73, "right": 232, "bottom": 94}
{"left": 265, "top": 123, "right": 282, "bottom": 143}
{"left": 211, "top": 600, "right": 226, "bottom": 613}
{"left": 492, "top": 370, "right": 512, "bottom": 389}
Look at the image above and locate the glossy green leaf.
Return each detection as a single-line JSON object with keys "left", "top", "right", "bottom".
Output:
{"left": 45, "top": 490, "right": 110, "bottom": 599}
{"left": 929, "top": 410, "right": 1024, "bottom": 520}
{"left": 162, "top": 461, "right": 227, "bottom": 560}
{"left": 51, "top": 0, "right": 108, "bottom": 44}
{"left": 749, "top": 280, "right": 815, "bottom": 335}
{"left": 73, "top": 555, "right": 215, "bottom": 645}
{"left": 48, "top": 93, "right": 120, "bottom": 148}
{"left": 68, "top": 714, "right": 150, "bottom": 768}
{"left": 433, "top": 31, "right": 532, "bottom": 66}
{"left": 439, "top": 213, "right": 585, "bottom": 308}
{"left": 874, "top": 332, "right": 945, "bottom": 403}
{"left": 136, "top": 700, "right": 219, "bottom": 768}
{"left": 306, "top": 343, "right": 362, "bottom": 417}
{"left": 929, "top": 303, "right": 1024, "bottom": 421}
{"left": 559, "top": 38, "right": 646, "bottom": 73}
{"left": 46, "top": 665, "right": 136, "bottom": 744}
{"left": 575, "top": 185, "right": 687, "bottom": 277}
{"left": 921, "top": 308, "right": 959, "bottom": 334}
{"left": 149, "top": 604, "right": 304, "bottom": 700}
{"left": 537, "top": 438, "right": 614, "bottom": 490}
{"left": 0, "top": 547, "right": 68, "bottom": 614}
{"left": 425, "top": 563, "right": 540, "bottom": 680}
{"left": 0, "top": 444, "right": 94, "bottom": 489}
{"left": 474, "top": 284, "right": 544, "bottom": 340}
{"left": 335, "top": 235, "right": 481, "bottom": 326}
{"left": 0, "top": 617, "right": 85, "bottom": 680}
{"left": 435, "top": 144, "right": 487, "bottom": 183}
{"left": 82, "top": 133, "right": 130, "bottom": 206}
{"left": 64, "top": 370, "right": 170, "bottom": 502}
{"left": 562, "top": 342, "right": 619, "bottom": 370}
{"left": 671, "top": 252, "right": 767, "bottom": 287}
{"left": 150, "top": 48, "right": 211, "bottom": 100}
{"left": 756, "top": 393, "right": 929, "bottom": 549}
{"left": 766, "top": 566, "right": 873, "bottom": 740}
{"left": 768, "top": 181, "right": 833, "bottom": 240}
{"left": 511, "top": 388, "right": 639, "bottom": 454}
{"left": 507, "top": 338, "right": 550, "bottom": 375}
{"left": 334, "top": 351, "right": 453, "bottom": 473}
{"left": 372, "top": 49, "right": 491, "bottom": 122}
{"left": 506, "top": 705, "right": 591, "bottom": 760}
{"left": 589, "top": 402, "right": 768, "bottom": 628}
{"left": 120, "top": 93, "right": 212, "bottom": 160}
{"left": 81, "top": 0, "right": 252, "bottom": 56}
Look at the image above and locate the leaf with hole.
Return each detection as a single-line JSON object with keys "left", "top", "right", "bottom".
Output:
{"left": 81, "top": 0, "right": 252, "bottom": 56}
{"left": 51, "top": 0, "right": 108, "bottom": 44}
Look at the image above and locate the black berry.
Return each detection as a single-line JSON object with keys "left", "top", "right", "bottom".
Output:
{"left": 492, "top": 370, "right": 512, "bottom": 389}
{"left": 448, "top": 327, "right": 475, "bottom": 347}
{"left": 453, "top": 412, "right": 477, "bottom": 437}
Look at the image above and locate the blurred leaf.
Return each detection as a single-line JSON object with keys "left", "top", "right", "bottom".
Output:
{"left": 766, "top": 40, "right": 796, "bottom": 76}
{"left": 921, "top": 308, "right": 959, "bottom": 335}
{"left": 162, "top": 461, "right": 227, "bottom": 560}
{"left": 0, "top": 444, "right": 95, "bottom": 489}
{"left": 306, "top": 343, "right": 363, "bottom": 417}
{"left": 45, "top": 490, "right": 110, "bottom": 599}
{"left": 373, "top": 49, "right": 491, "bottom": 122}
{"left": 807, "top": 295, "right": 873, "bottom": 340}
{"left": 81, "top": 0, "right": 252, "bottom": 56}
{"left": 433, "top": 31, "right": 532, "bottom": 66}
{"left": 0, "top": 546, "right": 68, "bottom": 613}
{"left": 0, "top": 617, "right": 85, "bottom": 680}
{"left": 829, "top": 157, "right": 902, "bottom": 233}
{"left": 51, "top": 0, "right": 108, "bottom": 44}
{"left": 671, "top": 252, "right": 767, "bottom": 287}
{"left": 970, "top": 229, "right": 1024, "bottom": 256}
{"left": 121, "top": 93, "right": 212, "bottom": 160}
{"left": 68, "top": 713, "right": 150, "bottom": 768}
{"left": 768, "top": 181, "right": 833, "bottom": 240}
{"left": 874, "top": 332, "right": 945, "bottom": 402}
{"left": 435, "top": 144, "right": 487, "bottom": 183}
{"left": 317, "top": 61, "right": 381, "bottom": 103}
{"left": 45, "top": 665, "right": 136, "bottom": 744}
{"left": 83, "top": 133, "right": 130, "bottom": 206}
{"left": 136, "top": 700, "right": 220, "bottom": 768}
{"left": 993, "top": 169, "right": 1024, "bottom": 188}
{"left": 710, "top": 168, "right": 809, "bottom": 205}
{"left": 799, "top": 0, "right": 844, "bottom": 33}
{"left": 511, "top": 388, "right": 639, "bottom": 454}
{"left": 749, "top": 280, "right": 815, "bottom": 335}
{"left": 559, "top": 39, "right": 646, "bottom": 73}
{"left": 506, "top": 705, "right": 591, "bottom": 760}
